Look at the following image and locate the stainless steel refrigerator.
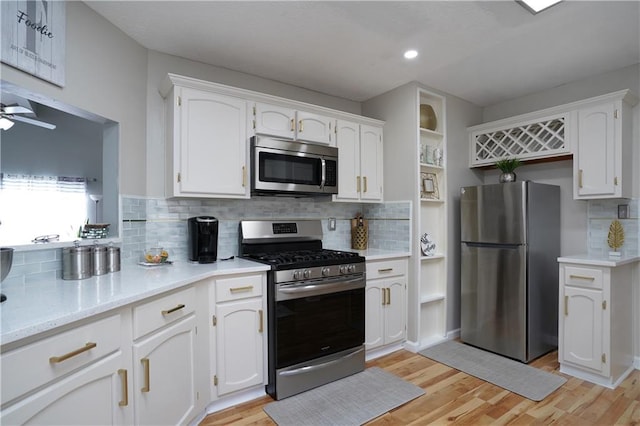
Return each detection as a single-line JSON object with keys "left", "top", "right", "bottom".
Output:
{"left": 460, "top": 181, "right": 560, "bottom": 363}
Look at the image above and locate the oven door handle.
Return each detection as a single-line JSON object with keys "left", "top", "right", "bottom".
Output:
{"left": 279, "top": 347, "right": 364, "bottom": 377}
{"left": 277, "top": 276, "right": 364, "bottom": 299}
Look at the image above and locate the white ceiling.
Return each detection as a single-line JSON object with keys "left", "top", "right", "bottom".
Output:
{"left": 84, "top": 1, "right": 640, "bottom": 107}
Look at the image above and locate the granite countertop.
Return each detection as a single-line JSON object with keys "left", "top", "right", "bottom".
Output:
{"left": 557, "top": 254, "right": 640, "bottom": 267}
{"left": 0, "top": 258, "right": 270, "bottom": 348}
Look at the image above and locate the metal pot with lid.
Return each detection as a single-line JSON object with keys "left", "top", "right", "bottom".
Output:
{"left": 62, "top": 242, "right": 93, "bottom": 280}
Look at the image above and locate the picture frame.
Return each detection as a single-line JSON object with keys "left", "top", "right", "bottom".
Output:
{"left": 420, "top": 172, "right": 439, "bottom": 200}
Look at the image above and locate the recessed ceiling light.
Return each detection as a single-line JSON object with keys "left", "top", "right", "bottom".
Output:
{"left": 404, "top": 50, "right": 418, "bottom": 59}
{"left": 518, "top": 0, "right": 562, "bottom": 14}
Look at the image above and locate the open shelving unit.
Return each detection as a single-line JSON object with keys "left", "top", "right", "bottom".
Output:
{"left": 417, "top": 90, "right": 447, "bottom": 347}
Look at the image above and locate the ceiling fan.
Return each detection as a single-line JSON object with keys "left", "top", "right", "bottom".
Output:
{"left": 0, "top": 103, "right": 56, "bottom": 130}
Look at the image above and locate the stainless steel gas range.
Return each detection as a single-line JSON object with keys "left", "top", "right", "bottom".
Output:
{"left": 239, "top": 219, "right": 366, "bottom": 400}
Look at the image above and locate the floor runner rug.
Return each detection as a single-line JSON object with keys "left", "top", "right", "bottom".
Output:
{"left": 263, "top": 367, "right": 424, "bottom": 425}
{"left": 419, "top": 340, "right": 566, "bottom": 401}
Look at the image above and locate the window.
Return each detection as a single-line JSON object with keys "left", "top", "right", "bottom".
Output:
{"left": 0, "top": 174, "right": 87, "bottom": 245}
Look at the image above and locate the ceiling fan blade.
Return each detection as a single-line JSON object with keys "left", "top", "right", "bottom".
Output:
{"left": 9, "top": 114, "right": 56, "bottom": 130}
{"left": 3, "top": 105, "right": 33, "bottom": 114}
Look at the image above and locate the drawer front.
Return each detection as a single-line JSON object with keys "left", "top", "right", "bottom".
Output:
{"left": 133, "top": 286, "right": 196, "bottom": 339}
{"left": 563, "top": 265, "right": 603, "bottom": 289}
{"left": 366, "top": 259, "right": 407, "bottom": 280}
{"left": 1, "top": 314, "right": 121, "bottom": 406}
{"left": 216, "top": 274, "right": 263, "bottom": 302}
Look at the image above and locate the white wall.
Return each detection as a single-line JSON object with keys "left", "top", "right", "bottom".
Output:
{"left": 1, "top": 2, "right": 148, "bottom": 196}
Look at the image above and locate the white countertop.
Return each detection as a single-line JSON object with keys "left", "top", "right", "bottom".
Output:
{"left": 0, "top": 258, "right": 270, "bottom": 347}
{"left": 557, "top": 254, "right": 640, "bottom": 267}
{"left": 332, "top": 248, "right": 411, "bottom": 261}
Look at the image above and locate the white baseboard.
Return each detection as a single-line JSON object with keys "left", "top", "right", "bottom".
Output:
{"left": 189, "top": 386, "right": 267, "bottom": 425}
{"left": 365, "top": 342, "right": 405, "bottom": 361}
{"left": 635, "top": 355, "right": 640, "bottom": 369}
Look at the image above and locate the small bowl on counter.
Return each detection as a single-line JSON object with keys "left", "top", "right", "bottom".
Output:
{"left": 142, "top": 247, "right": 170, "bottom": 264}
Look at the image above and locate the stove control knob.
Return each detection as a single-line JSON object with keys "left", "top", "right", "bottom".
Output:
{"left": 339, "top": 265, "right": 348, "bottom": 274}
{"left": 348, "top": 264, "right": 356, "bottom": 273}
{"left": 303, "top": 269, "right": 311, "bottom": 279}
{"left": 321, "top": 267, "right": 331, "bottom": 277}
{"left": 293, "top": 270, "right": 302, "bottom": 280}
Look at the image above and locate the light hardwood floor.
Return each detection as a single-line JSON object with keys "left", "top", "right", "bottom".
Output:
{"left": 200, "top": 349, "right": 640, "bottom": 425}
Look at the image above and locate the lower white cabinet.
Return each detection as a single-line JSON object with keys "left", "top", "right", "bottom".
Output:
{"left": 210, "top": 273, "right": 266, "bottom": 397}
{"left": 132, "top": 315, "right": 199, "bottom": 425}
{"left": 558, "top": 260, "right": 635, "bottom": 388}
{"left": 365, "top": 258, "right": 407, "bottom": 351}
{"left": 0, "top": 352, "right": 129, "bottom": 425}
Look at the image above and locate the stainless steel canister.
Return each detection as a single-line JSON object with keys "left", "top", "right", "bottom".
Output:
{"left": 62, "top": 245, "right": 93, "bottom": 280}
{"left": 92, "top": 245, "right": 108, "bottom": 276}
{"left": 107, "top": 246, "right": 121, "bottom": 273}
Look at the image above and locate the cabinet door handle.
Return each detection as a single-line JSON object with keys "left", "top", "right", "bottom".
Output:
{"left": 387, "top": 288, "right": 391, "bottom": 305}
{"left": 162, "top": 304, "right": 185, "bottom": 316}
{"left": 49, "top": 342, "right": 97, "bottom": 364}
{"left": 258, "top": 309, "right": 264, "bottom": 333}
{"left": 299, "top": 120, "right": 304, "bottom": 133}
{"left": 141, "top": 358, "right": 150, "bottom": 393}
{"left": 290, "top": 118, "right": 295, "bottom": 132}
{"left": 118, "top": 369, "right": 129, "bottom": 407}
{"left": 564, "top": 295, "right": 568, "bottom": 316}
{"left": 381, "top": 289, "right": 386, "bottom": 306}
{"left": 242, "top": 166, "right": 247, "bottom": 187}
{"left": 230, "top": 285, "right": 254, "bottom": 293}
{"left": 357, "top": 176, "right": 361, "bottom": 193}
{"left": 378, "top": 268, "right": 393, "bottom": 273}
{"left": 578, "top": 169, "right": 583, "bottom": 188}
{"left": 363, "top": 176, "right": 368, "bottom": 193}
{"left": 569, "top": 274, "right": 595, "bottom": 281}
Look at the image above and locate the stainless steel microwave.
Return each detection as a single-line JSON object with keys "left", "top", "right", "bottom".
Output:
{"left": 251, "top": 136, "right": 338, "bottom": 196}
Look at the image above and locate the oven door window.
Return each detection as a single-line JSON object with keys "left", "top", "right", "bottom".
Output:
{"left": 259, "top": 152, "right": 321, "bottom": 186}
{"left": 275, "top": 288, "right": 365, "bottom": 368}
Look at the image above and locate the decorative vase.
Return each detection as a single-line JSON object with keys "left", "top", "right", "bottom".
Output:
{"left": 499, "top": 172, "right": 516, "bottom": 183}
{"left": 420, "top": 104, "right": 437, "bottom": 131}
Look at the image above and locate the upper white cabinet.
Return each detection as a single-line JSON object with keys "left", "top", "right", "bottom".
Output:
{"left": 573, "top": 90, "right": 636, "bottom": 199}
{"left": 164, "top": 85, "right": 249, "bottom": 199}
{"left": 254, "top": 102, "right": 334, "bottom": 145}
{"left": 468, "top": 112, "right": 570, "bottom": 167}
{"left": 334, "top": 120, "right": 383, "bottom": 202}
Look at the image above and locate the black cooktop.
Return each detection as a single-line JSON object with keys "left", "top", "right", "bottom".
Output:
{"left": 244, "top": 248, "right": 364, "bottom": 269}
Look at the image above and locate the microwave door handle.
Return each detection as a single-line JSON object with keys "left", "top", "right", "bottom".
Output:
{"left": 320, "top": 158, "right": 326, "bottom": 189}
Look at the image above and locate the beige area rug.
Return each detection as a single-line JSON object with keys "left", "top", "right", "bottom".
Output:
{"left": 263, "top": 367, "right": 424, "bottom": 425}
{"left": 419, "top": 340, "right": 566, "bottom": 401}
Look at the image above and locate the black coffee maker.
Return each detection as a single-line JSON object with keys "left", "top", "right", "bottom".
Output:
{"left": 188, "top": 216, "right": 218, "bottom": 263}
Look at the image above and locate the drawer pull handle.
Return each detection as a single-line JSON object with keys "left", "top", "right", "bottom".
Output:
{"left": 141, "top": 358, "right": 150, "bottom": 393}
{"left": 378, "top": 268, "right": 393, "bottom": 273}
{"left": 230, "top": 285, "right": 254, "bottom": 293}
{"left": 258, "top": 309, "right": 264, "bottom": 333}
{"left": 49, "top": 342, "right": 97, "bottom": 364}
{"left": 118, "top": 369, "right": 128, "bottom": 406}
{"left": 299, "top": 120, "right": 304, "bottom": 132}
{"left": 162, "top": 304, "right": 185, "bottom": 315}
{"left": 569, "top": 274, "right": 595, "bottom": 281}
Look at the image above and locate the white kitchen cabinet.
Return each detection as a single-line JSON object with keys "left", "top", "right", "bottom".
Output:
{"left": 0, "top": 353, "right": 130, "bottom": 425}
{"left": 334, "top": 120, "right": 383, "bottom": 202}
{"left": 558, "top": 260, "right": 635, "bottom": 388}
{"left": 0, "top": 314, "right": 132, "bottom": 425}
{"left": 365, "top": 259, "right": 407, "bottom": 351}
{"left": 210, "top": 273, "right": 266, "bottom": 397}
{"left": 164, "top": 85, "right": 249, "bottom": 199}
{"left": 573, "top": 90, "right": 636, "bottom": 199}
{"left": 253, "top": 102, "right": 334, "bottom": 145}
{"left": 131, "top": 286, "right": 203, "bottom": 425}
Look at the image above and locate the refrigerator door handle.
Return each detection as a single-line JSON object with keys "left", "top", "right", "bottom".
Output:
{"left": 463, "top": 242, "right": 522, "bottom": 249}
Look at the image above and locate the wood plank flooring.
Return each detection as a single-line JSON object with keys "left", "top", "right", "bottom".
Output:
{"left": 199, "top": 349, "right": 640, "bottom": 425}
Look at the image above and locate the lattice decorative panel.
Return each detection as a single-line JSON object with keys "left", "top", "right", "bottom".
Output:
{"left": 471, "top": 116, "right": 568, "bottom": 166}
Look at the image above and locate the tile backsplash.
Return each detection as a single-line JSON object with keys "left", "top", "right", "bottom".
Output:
{"left": 587, "top": 198, "right": 639, "bottom": 257}
{"left": 3, "top": 197, "right": 411, "bottom": 285}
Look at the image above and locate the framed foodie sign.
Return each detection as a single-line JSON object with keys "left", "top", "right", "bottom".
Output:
{"left": 1, "top": 1, "right": 66, "bottom": 87}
